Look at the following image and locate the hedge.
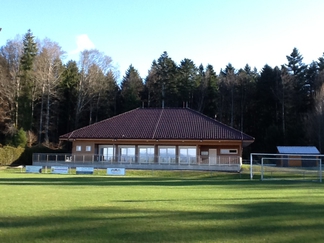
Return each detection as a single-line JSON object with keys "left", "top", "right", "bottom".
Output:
{"left": 0, "top": 145, "right": 68, "bottom": 166}
{"left": 0, "top": 146, "right": 24, "bottom": 166}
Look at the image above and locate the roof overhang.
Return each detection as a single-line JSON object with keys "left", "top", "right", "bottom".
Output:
{"left": 60, "top": 137, "right": 254, "bottom": 147}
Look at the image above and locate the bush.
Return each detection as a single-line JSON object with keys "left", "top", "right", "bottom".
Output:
{"left": 0, "top": 146, "right": 24, "bottom": 166}
{"left": 6, "top": 128, "right": 28, "bottom": 148}
{"left": 13, "top": 128, "right": 27, "bottom": 147}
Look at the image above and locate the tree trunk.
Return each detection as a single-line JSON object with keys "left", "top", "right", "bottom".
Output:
{"left": 89, "top": 102, "right": 93, "bottom": 125}
{"left": 95, "top": 93, "right": 100, "bottom": 123}
{"left": 38, "top": 85, "right": 45, "bottom": 144}
{"left": 45, "top": 89, "right": 50, "bottom": 145}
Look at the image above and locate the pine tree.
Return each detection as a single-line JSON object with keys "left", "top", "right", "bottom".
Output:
{"left": 317, "top": 53, "right": 324, "bottom": 71}
{"left": 19, "top": 29, "right": 38, "bottom": 131}
{"left": 57, "top": 61, "right": 79, "bottom": 135}
{"left": 120, "top": 65, "right": 144, "bottom": 112}
{"left": 177, "top": 58, "right": 198, "bottom": 107}
{"left": 145, "top": 52, "right": 178, "bottom": 108}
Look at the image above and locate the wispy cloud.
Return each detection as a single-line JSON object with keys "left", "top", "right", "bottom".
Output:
{"left": 70, "top": 34, "right": 95, "bottom": 55}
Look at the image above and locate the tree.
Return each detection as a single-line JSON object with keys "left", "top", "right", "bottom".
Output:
{"left": 75, "top": 49, "right": 113, "bottom": 128}
{"left": 19, "top": 29, "right": 38, "bottom": 131}
{"left": 177, "top": 58, "right": 198, "bottom": 107}
{"left": 219, "top": 63, "right": 237, "bottom": 127}
{"left": 0, "top": 54, "right": 12, "bottom": 143}
{"left": 0, "top": 36, "right": 23, "bottom": 128}
{"left": 285, "top": 48, "right": 309, "bottom": 114}
{"left": 145, "top": 52, "right": 178, "bottom": 108}
{"left": 318, "top": 53, "right": 324, "bottom": 71}
{"left": 58, "top": 60, "right": 79, "bottom": 134}
{"left": 236, "top": 64, "right": 258, "bottom": 132}
{"left": 253, "top": 65, "right": 283, "bottom": 151}
{"left": 99, "top": 71, "right": 120, "bottom": 120}
{"left": 120, "top": 65, "right": 144, "bottom": 112}
{"left": 194, "top": 64, "right": 219, "bottom": 116}
{"left": 305, "top": 84, "right": 324, "bottom": 152}
{"left": 34, "top": 38, "right": 65, "bottom": 144}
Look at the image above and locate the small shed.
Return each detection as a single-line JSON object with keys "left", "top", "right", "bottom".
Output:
{"left": 277, "top": 146, "right": 320, "bottom": 167}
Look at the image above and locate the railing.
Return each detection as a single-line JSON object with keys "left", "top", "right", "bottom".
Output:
{"left": 33, "top": 153, "right": 242, "bottom": 166}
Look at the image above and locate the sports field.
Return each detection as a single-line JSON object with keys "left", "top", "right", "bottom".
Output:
{"left": 0, "top": 168, "right": 324, "bottom": 243}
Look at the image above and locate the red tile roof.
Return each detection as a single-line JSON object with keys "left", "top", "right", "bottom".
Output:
{"left": 60, "top": 108, "right": 254, "bottom": 142}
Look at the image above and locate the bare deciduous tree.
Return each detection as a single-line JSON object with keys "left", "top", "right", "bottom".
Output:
{"left": 75, "top": 49, "right": 112, "bottom": 128}
{"left": 0, "top": 37, "right": 23, "bottom": 127}
{"left": 34, "top": 38, "right": 65, "bottom": 144}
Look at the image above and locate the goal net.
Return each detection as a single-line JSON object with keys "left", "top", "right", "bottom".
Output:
{"left": 250, "top": 153, "right": 323, "bottom": 182}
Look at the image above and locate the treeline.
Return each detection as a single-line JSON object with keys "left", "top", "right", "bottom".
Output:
{"left": 1, "top": 30, "right": 324, "bottom": 153}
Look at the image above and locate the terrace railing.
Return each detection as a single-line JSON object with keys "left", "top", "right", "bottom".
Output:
{"left": 33, "top": 153, "right": 242, "bottom": 167}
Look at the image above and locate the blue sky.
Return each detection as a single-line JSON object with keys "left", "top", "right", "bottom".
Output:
{"left": 1, "top": 0, "right": 324, "bottom": 80}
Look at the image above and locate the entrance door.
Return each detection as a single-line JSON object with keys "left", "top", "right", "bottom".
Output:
{"left": 209, "top": 149, "right": 217, "bottom": 165}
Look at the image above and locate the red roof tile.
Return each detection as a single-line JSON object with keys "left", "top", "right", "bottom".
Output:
{"left": 60, "top": 108, "right": 254, "bottom": 141}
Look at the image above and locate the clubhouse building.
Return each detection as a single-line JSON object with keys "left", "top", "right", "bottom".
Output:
{"left": 34, "top": 108, "right": 254, "bottom": 171}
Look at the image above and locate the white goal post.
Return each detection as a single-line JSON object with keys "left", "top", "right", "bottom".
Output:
{"left": 250, "top": 153, "right": 323, "bottom": 183}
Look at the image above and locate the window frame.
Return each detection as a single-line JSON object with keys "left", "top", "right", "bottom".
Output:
{"left": 179, "top": 146, "right": 197, "bottom": 164}
{"left": 119, "top": 145, "right": 136, "bottom": 162}
{"left": 220, "top": 149, "right": 238, "bottom": 155}
{"left": 138, "top": 146, "right": 155, "bottom": 163}
{"left": 158, "top": 146, "right": 176, "bottom": 164}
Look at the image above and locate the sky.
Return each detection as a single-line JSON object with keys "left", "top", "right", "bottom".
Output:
{"left": 1, "top": 0, "right": 324, "bottom": 81}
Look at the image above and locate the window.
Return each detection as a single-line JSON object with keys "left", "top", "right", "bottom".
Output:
{"left": 76, "top": 145, "right": 81, "bottom": 152}
{"left": 139, "top": 146, "right": 155, "bottom": 163}
{"left": 179, "top": 146, "right": 197, "bottom": 164}
{"left": 99, "top": 145, "right": 115, "bottom": 161}
{"left": 119, "top": 146, "right": 135, "bottom": 162}
{"left": 220, "top": 149, "right": 238, "bottom": 154}
{"left": 86, "top": 146, "right": 91, "bottom": 152}
{"left": 159, "top": 146, "right": 176, "bottom": 163}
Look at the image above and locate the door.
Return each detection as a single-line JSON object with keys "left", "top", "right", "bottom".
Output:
{"left": 209, "top": 149, "right": 217, "bottom": 165}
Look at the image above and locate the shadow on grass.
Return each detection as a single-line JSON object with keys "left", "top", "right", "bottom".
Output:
{"left": 0, "top": 174, "right": 321, "bottom": 189}
{"left": 1, "top": 201, "right": 324, "bottom": 243}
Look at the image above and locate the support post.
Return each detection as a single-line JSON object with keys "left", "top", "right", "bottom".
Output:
{"left": 250, "top": 153, "right": 253, "bottom": 180}
{"left": 261, "top": 158, "right": 264, "bottom": 181}
{"left": 320, "top": 159, "right": 322, "bottom": 183}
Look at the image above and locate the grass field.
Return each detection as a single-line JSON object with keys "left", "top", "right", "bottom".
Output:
{"left": 1, "top": 168, "right": 324, "bottom": 243}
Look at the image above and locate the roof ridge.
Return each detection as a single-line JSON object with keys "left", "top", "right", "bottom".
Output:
{"left": 152, "top": 109, "right": 164, "bottom": 139}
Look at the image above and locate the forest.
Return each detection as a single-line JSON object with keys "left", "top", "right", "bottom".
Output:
{"left": 1, "top": 29, "right": 324, "bottom": 154}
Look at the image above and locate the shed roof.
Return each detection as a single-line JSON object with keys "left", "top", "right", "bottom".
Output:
{"left": 277, "top": 146, "right": 320, "bottom": 154}
{"left": 60, "top": 108, "right": 254, "bottom": 144}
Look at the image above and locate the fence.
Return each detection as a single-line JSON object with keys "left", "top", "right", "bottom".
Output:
{"left": 32, "top": 153, "right": 242, "bottom": 171}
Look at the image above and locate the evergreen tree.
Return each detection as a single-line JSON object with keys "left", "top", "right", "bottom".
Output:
{"left": 19, "top": 29, "right": 38, "bottom": 131}
{"left": 120, "top": 65, "right": 144, "bottom": 112}
{"left": 177, "top": 58, "right": 198, "bottom": 107}
{"left": 145, "top": 52, "right": 178, "bottom": 108}
{"left": 318, "top": 53, "right": 324, "bottom": 71}
{"left": 58, "top": 60, "right": 79, "bottom": 135}
{"left": 102, "top": 71, "right": 120, "bottom": 119}
{"left": 285, "top": 48, "right": 309, "bottom": 113}
{"left": 195, "top": 64, "right": 219, "bottom": 116}
{"left": 219, "top": 63, "right": 237, "bottom": 126}
{"left": 237, "top": 64, "right": 257, "bottom": 132}
{"left": 253, "top": 65, "right": 283, "bottom": 151}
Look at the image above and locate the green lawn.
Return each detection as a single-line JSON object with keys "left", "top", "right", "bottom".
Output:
{"left": 0, "top": 169, "right": 324, "bottom": 243}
